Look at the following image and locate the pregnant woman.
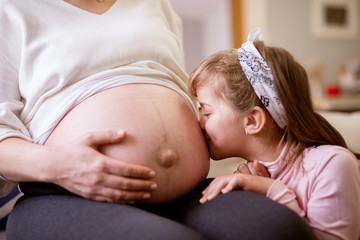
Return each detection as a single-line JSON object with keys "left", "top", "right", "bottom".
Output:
{"left": 0, "top": 0, "right": 316, "bottom": 239}
{"left": 0, "top": 0, "right": 209, "bottom": 204}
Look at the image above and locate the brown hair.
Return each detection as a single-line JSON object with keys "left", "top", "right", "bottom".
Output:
{"left": 188, "top": 48, "right": 262, "bottom": 112}
{"left": 188, "top": 43, "right": 360, "bottom": 160}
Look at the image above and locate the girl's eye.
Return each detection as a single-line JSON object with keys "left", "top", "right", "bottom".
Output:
{"left": 202, "top": 112, "right": 210, "bottom": 118}
{"left": 199, "top": 106, "right": 210, "bottom": 118}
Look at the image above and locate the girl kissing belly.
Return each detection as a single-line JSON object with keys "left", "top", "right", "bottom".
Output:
{"left": 45, "top": 83, "right": 210, "bottom": 204}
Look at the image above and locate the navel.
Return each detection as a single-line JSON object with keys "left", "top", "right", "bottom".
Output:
{"left": 159, "top": 148, "right": 178, "bottom": 168}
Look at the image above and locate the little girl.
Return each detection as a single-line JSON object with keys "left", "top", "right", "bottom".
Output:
{"left": 189, "top": 28, "right": 360, "bottom": 240}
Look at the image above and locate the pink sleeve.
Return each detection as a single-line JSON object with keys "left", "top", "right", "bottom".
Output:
{"left": 306, "top": 151, "right": 360, "bottom": 240}
{"left": 266, "top": 179, "right": 306, "bottom": 217}
{"left": 267, "top": 150, "right": 360, "bottom": 240}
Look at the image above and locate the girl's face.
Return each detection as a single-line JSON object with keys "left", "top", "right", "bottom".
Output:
{"left": 197, "top": 84, "right": 246, "bottom": 160}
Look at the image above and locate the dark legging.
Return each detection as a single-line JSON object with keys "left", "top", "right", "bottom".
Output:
{"left": 6, "top": 179, "right": 316, "bottom": 240}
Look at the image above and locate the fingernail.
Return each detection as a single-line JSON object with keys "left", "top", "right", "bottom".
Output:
{"left": 143, "top": 193, "right": 151, "bottom": 199}
{"left": 117, "top": 130, "right": 125, "bottom": 136}
{"left": 149, "top": 171, "right": 156, "bottom": 178}
{"left": 150, "top": 183, "right": 158, "bottom": 190}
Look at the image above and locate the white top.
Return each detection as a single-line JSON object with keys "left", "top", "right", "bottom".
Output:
{"left": 0, "top": 0, "right": 194, "bottom": 145}
{"left": 0, "top": 0, "right": 197, "bottom": 193}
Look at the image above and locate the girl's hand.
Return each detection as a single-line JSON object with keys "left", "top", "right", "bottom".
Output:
{"left": 236, "top": 160, "right": 270, "bottom": 177}
{"left": 199, "top": 173, "right": 274, "bottom": 204}
{"left": 45, "top": 130, "right": 157, "bottom": 204}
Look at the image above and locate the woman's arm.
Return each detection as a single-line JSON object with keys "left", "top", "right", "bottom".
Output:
{"left": 0, "top": 131, "right": 158, "bottom": 203}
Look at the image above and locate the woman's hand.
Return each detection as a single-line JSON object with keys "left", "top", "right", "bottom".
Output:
{"left": 236, "top": 160, "right": 270, "bottom": 177}
{"left": 45, "top": 130, "right": 158, "bottom": 204}
{"left": 200, "top": 173, "right": 274, "bottom": 204}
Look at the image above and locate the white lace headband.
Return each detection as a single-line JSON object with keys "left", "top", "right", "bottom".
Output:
{"left": 237, "top": 28, "right": 287, "bottom": 129}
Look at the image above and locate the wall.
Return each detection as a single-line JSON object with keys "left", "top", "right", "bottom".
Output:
{"left": 170, "top": 0, "right": 244, "bottom": 176}
{"left": 169, "top": 0, "right": 360, "bottom": 176}
{"left": 243, "top": 0, "right": 360, "bottom": 86}
{"left": 169, "top": 0, "right": 232, "bottom": 74}
{"left": 172, "top": 0, "right": 360, "bottom": 83}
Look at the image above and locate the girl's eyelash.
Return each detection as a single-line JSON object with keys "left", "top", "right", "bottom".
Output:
{"left": 199, "top": 106, "right": 210, "bottom": 117}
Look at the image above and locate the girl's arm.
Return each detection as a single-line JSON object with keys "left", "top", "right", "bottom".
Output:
{"left": 265, "top": 180, "right": 305, "bottom": 216}
{"left": 303, "top": 151, "right": 360, "bottom": 240}
{"left": 199, "top": 173, "right": 274, "bottom": 204}
{"left": 268, "top": 150, "right": 360, "bottom": 240}
{"left": 0, "top": 131, "right": 157, "bottom": 203}
{"left": 200, "top": 160, "right": 272, "bottom": 204}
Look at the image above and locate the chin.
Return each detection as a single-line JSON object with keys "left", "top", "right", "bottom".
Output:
{"left": 207, "top": 141, "right": 233, "bottom": 160}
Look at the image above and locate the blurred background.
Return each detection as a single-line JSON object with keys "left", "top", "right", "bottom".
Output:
{"left": 170, "top": 0, "right": 360, "bottom": 176}
{"left": 170, "top": 0, "right": 360, "bottom": 107}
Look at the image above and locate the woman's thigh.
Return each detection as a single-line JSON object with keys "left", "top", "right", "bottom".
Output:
{"left": 173, "top": 179, "right": 317, "bottom": 240}
{"left": 6, "top": 194, "right": 206, "bottom": 240}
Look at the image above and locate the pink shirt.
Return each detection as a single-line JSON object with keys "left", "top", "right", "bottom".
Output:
{"left": 261, "top": 144, "right": 360, "bottom": 240}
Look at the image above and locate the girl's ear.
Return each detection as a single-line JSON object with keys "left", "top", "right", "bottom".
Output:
{"left": 244, "top": 106, "right": 267, "bottom": 135}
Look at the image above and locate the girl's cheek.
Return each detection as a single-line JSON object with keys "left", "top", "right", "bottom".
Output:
{"left": 204, "top": 122, "right": 214, "bottom": 136}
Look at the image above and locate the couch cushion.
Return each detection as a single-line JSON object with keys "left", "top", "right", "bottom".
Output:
{"left": 319, "top": 111, "right": 360, "bottom": 153}
{"left": 0, "top": 186, "right": 22, "bottom": 230}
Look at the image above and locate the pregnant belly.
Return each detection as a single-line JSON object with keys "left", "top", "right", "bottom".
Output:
{"left": 45, "top": 83, "right": 210, "bottom": 203}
